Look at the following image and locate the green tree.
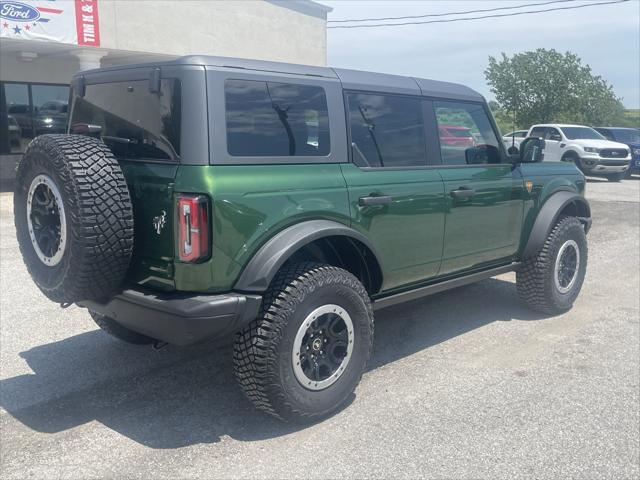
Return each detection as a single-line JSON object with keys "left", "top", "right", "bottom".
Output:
{"left": 485, "top": 49, "right": 627, "bottom": 128}
{"left": 488, "top": 100, "right": 515, "bottom": 134}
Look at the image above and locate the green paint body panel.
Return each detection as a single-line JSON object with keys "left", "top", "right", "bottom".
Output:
{"left": 171, "top": 164, "right": 351, "bottom": 293}
{"left": 339, "top": 164, "right": 445, "bottom": 290}
{"left": 517, "top": 161, "right": 586, "bottom": 253}
{"left": 121, "top": 158, "right": 586, "bottom": 296}
{"left": 120, "top": 160, "right": 178, "bottom": 291}
{"left": 438, "top": 164, "right": 524, "bottom": 275}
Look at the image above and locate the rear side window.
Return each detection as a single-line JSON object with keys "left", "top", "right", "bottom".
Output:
{"left": 347, "top": 93, "right": 426, "bottom": 168}
{"left": 225, "top": 79, "right": 330, "bottom": 157}
{"left": 434, "top": 101, "right": 501, "bottom": 165}
{"left": 70, "top": 79, "right": 181, "bottom": 161}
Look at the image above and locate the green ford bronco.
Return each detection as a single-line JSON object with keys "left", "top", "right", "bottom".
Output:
{"left": 14, "top": 56, "right": 591, "bottom": 422}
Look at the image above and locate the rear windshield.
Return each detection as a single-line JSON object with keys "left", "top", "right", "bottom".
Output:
{"left": 70, "top": 79, "right": 181, "bottom": 161}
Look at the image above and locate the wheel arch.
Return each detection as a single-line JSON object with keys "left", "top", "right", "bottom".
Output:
{"left": 522, "top": 191, "right": 591, "bottom": 258}
{"left": 561, "top": 149, "right": 580, "bottom": 161}
{"left": 233, "top": 220, "right": 384, "bottom": 294}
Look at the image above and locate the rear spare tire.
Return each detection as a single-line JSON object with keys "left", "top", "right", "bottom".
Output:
{"left": 14, "top": 134, "right": 134, "bottom": 303}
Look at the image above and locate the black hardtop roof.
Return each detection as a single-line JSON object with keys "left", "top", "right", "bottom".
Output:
{"left": 76, "top": 55, "right": 483, "bottom": 102}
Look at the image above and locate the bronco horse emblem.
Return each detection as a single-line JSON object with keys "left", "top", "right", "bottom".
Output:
{"left": 152, "top": 210, "right": 167, "bottom": 235}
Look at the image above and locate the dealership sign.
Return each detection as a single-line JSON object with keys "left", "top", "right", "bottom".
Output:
{"left": 0, "top": 0, "right": 100, "bottom": 47}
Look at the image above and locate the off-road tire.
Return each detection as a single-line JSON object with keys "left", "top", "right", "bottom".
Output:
{"left": 90, "top": 311, "right": 155, "bottom": 345}
{"left": 517, "top": 216, "right": 587, "bottom": 314}
{"left": 233, "top": 262, "right": 374, "bottom": 422}
{"left": 14, "top": 135, "right": 134, "bottom": 303}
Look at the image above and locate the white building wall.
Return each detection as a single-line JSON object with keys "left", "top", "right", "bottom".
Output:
{"left": 99, "top": 0, "right": 328, "bottom": 66}
{"left": 0, "top": 55, "right": 80, "bottom": 85}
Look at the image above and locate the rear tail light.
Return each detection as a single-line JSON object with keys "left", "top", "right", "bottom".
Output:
{"left": 177, "top": 194, "right": 210, "bottom": 263}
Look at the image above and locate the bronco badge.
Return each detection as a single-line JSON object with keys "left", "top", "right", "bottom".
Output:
{"left": 153, "top": 210, "right": 167, "bottom": 235}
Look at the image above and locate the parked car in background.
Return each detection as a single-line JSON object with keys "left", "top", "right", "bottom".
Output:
{"left": 502, "top": 129, "right": 528, "bottom": 152}
{"left": 593, "top": 127, "right": 640, "bottom": 177}
{"left": 437, "top": 124, "right": 475, "bottom": 147}
{"left": 528, "top": 124, "right": 631, "bottom": 181}
{"left": 34, "top": 100, "right": 68, "bottom": 135}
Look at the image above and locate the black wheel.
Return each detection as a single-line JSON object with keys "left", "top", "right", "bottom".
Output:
{"left": 90, "top": 311, "right": 155, "bottom": 345}
{"left": 562, "top": 151, "right": 580, "bottom": 167}
{"left": 14, "top": 135, "right": 134, "bottom": 303}
{"left": 233, "top": 262, "right": 373, "bottom": 422}
{"left": 517, "top": 216, "right": 587, "bottom": 314}
{"left": 605, "top": 172, "right": 625, "bottom": 182}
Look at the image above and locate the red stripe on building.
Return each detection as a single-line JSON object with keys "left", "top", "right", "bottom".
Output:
{"left": 75, "top": 0, "right": 101, "bottom": 47}
{"left": 37, "top": 7, "right": 64, "bottom": 14}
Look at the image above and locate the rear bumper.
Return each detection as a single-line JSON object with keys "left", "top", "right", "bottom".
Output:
{"left": 79, "top": 288, "right": 262, "bottom": 346}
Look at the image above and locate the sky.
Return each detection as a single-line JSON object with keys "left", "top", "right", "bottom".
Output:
{"left": 319, "top": 0, "right": 640, "bottom": 108}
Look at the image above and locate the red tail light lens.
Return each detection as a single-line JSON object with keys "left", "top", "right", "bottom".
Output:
{"left": 177, "top": 194, "right": 210, "bottom": 263}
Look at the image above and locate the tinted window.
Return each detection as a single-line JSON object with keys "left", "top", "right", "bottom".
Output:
{"left": 529, "top": 127, "right": 547, "bottom": 138}
{"left": 560, "top": 127, "right": 605, "bottom": 140}
{"left": 604, "top": 128, "right": 640, "bottom": 144}
{"left": 348, "top": 93, "right": 426, "bottom": 168}
{"left": 32, "top": 85, "right": 69, "bottom": 137}
{"left": 595, "top": 128, "right": 614, "bottom": 140}
{"left": 1, "top": 83, "right": 31, "bottom": 154}
{"left": 434, "top": 101, "right": 501, "bottom": 165}
{"left": 1, "top": 82, "right": 72, "bottom": 155}
{"left": 70, "top": 79, "right": 181, "bottom": 160}
{"left": 546, "top": 128, "right": 562, "bottom": 140}
{"left": 225, "top": 79, "right": 330, "bottom": 157}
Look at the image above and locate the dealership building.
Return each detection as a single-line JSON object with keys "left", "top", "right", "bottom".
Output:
{"left": 0, "top": 0, "right": 331, "bottom": 180}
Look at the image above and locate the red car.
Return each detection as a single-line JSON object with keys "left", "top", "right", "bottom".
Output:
{"left": 438, "top": 125, "right": 475, "bottom": 147}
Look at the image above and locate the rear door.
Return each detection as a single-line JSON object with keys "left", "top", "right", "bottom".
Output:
{"left": 69, "top": 73, "right": 184, "bottom": 290}
{"left": 433, "top": 101, "right": 524, "bottom": 275}
{"left": 341, "top": 92, "right": 445, "bottom": 291}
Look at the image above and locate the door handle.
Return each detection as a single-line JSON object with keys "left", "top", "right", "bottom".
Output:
{"left": 450, "top": 187, "right": 475, "bottom": 199}
{"left": 359, "top": 195, "right": 392, "bottom": 206}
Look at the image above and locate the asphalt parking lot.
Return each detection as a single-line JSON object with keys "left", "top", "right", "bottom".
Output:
{"left": 1, "top": 177, "right": 638, "bottom": 479}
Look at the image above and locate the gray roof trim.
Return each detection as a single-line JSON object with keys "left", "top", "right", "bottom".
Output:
{"left": 332, "top": 68, "right": 421, "bottom": 96}
{"left": 73, "top": 54, "right": 484, "bottom": 102}
{"left": 412, "top": 77, "right": 483, "bottom": 102}
{"left": 264, "top": 0, "right": 333, "bottom": 20}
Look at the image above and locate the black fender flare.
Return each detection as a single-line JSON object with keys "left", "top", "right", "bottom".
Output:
{"left": 233, "top": 220, "right": 383, "bottom": 293}
{"left": 522, "top": 191, "right": 591, "bottom": 258}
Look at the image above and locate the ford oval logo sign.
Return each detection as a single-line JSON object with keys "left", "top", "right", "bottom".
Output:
{"left": 0, "top": 1, "right": 41, "bottom": 22}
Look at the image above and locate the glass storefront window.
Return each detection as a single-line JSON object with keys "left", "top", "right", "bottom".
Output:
{"left": 32, "top": 85, "right": 70, "bottom": 136}
{"left": 0, "top": 82, "right": 69, "bottom": 155}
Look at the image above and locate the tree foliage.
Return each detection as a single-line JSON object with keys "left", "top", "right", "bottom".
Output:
{"left": 485, "top": 49, "right": 627, "bottom": 129}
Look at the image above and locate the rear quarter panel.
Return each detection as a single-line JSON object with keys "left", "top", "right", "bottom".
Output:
{"left": 173, "top": 164, "right": 350, "bottom": 292}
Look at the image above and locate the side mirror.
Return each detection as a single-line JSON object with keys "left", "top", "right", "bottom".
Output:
{"left": 519, "top": 137, "right": 545, "bottom": 163}
{"left": 549, "top": 134, "right": 562, "bottom": 142}
{"left": 465, "top": 144, "right": 500, "bottom": 165}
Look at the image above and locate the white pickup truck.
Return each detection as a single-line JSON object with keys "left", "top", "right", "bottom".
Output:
{"left": 527, "top": 124, "right": 631, "bottom": 181}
